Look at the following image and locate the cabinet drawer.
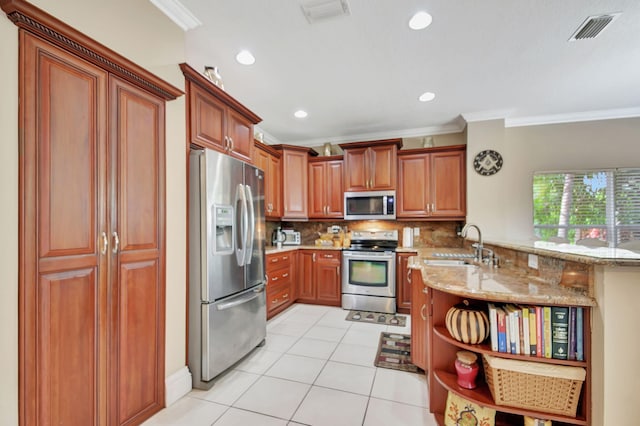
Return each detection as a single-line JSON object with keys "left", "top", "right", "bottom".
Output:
{"left": 267, "top": 267, "right": 292, "bottom": 287}
{"left": 266, "top": 252, "right": 292, "bottom": 272}
{"left": 316, "top": 251, "right": 341, "bottom": 262}
{"left": 267, "top": 280, "right": 292, "bottom": 312}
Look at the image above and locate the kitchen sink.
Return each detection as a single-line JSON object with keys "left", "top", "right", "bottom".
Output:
{"left": 423, "top": 259, "right": 474, "bottom": 266}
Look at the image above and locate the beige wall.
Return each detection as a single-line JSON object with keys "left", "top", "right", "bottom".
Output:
{"left": 467, "top": 118, "right": 640, "bottom": 425}
{"left": 0, "top": 1, "right": 187, "bottom": 424}
{"left": 0, "top": 12, "right": 20, "bottom": 426}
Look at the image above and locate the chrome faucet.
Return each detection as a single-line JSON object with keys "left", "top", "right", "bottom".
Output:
{"left": 459, "top": 223, "right": 498, "bottom": 266}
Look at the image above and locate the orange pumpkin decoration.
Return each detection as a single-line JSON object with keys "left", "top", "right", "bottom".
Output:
{"left": 445, "top": 300, "right": 490, "bottom": 344}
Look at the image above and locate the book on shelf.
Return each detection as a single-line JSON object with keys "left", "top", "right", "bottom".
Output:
{"left": 528, "top": 307, "right": 537, "bottom": 356}
{"left": 488, "top": 303, "right": 499, "bottom": 352}
{"left": 551, "top": 306, "right": 569, "bottom": 360}
{"left": 496, "top": 307, "right": 508, "bottom": 353}
{"left": 568, "top": 306, "right": 577, "bottom": 361}
{"left": 543, "top": 306, "right": 552, "bottom": 358}
{"left": 576, "top": 307, "right": 584, "bottom": 361}
{"left": 522, "top": 306, "right": 530, "bottom": 356}
{"left": 535, "top": 306, "right": 543, "bottom": 357}
{"left": 505, "top": 304, "right": 521, "bottom": 354}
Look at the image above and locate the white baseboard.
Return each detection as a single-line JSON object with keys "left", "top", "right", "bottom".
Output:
{"left": 165, "top": 366, "right": 192, "bottom": 407}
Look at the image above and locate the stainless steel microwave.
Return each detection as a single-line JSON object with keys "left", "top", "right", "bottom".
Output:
{"left": 344, "top": 190, "right": 396, "bottom": 220}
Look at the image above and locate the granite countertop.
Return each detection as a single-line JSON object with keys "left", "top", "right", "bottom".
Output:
{"left": 408, "top": 254, "right": 596, "bottom": 307}
{"left": 265, "top": 245, "right": 343, "bottom": 254}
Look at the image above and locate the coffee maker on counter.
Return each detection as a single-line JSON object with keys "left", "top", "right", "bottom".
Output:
{"left": 271, "top": 226, "right": 285, "bottom": 249}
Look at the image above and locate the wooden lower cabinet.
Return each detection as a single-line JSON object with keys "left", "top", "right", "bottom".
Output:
{"left": 410, "top": 269, "right": 428, "bottom": 371}
{"left": 396, "top": 252, "right": 416, "bottom": 314}
{"left": 16, "top": 14, "right": 180, "bottom": 426}
{"left": 266, "top": 251, "right": 296, "bottom": 319}
{"left": 297, "top": 250, "right": 341, "bottom": 306}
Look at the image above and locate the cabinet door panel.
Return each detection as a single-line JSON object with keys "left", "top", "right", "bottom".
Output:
{"left": 431, "top": 151, "right": 466, "bottom": 217}
{"left": 190, "top": 82, "right": 225, "bottom": 150}
{"left": 22, "top": 33, "right": 109, "bottom": 426}
{"left": 117, "top": 260, "right": 162, "bottom": 423}
{"left": 326, "top": 160, "right": 344, "bottom": 217}
{"left": 38, "top": 269, "right": 99, "bottom": 426}
{"left": 112, "top": 79, "right": 162, "bottom": 251}
{"left": 297, "top": 251, "right": 315, "bottom": 301}
{"left": 396, "top": 253, "right": 415, "bottom": 313}
{"left": 308, "top": 162, "right": 327, "bottom": 218}
{"left": 315, "top": 258, "right": 341, "bottom": 305}
{"left": 410, "top": 269, "right": 427, "bottom": 370}
{"left": 282, "top": 150, "right": 308, "bottom": 219}
{"left": 369, "top": 145, "right": 396, "bottom": 190}
{"left": 343, "top": 148, "right": 368, "bottom": 191}
{"left": 268, "top": 155, "right": 282, "bottom": 217}
{"left": 397, "top": 155, "right": 429, "bottom": 217}
{"left": 110, "top": 76, "right": 165, "bottom": 423}
{"left": 227, "top": 109, "right": 253, "bottom": 163}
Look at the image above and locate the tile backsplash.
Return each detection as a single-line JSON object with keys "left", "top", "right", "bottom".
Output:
{"left": 267, "top": 220, "right": 464, "bottom": 248}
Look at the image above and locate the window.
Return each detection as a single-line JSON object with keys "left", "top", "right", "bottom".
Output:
{"left": 533, "top": 168, "right": 640, "bottom": 247}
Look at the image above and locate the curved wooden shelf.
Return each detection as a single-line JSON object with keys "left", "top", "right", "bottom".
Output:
{"left": 434, "top": 370, "right": 588, "bottom": 425}
{"left": 433, "top": 325, "right": 588, "bottom": 367}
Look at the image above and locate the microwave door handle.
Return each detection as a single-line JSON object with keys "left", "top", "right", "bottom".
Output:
{"left": 244, "top": 184, "right": 255, "bottom": 265}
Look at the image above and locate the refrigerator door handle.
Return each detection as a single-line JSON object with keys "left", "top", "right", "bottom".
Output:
{"left": 235, "top": 183, "right": 247, "bottom": 266}
{"left": 216, "top": 285, "right": 265, "bottom": 311}
{"left": 244, "top": 184, "right": 255, "bottom": 265}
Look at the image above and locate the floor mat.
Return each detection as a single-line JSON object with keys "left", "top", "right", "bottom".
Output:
{"left": 345, "top": 310, "right": 407, "bottom": 327}
{"left": 374, "top": 332, "right": 418, "bottom": 373}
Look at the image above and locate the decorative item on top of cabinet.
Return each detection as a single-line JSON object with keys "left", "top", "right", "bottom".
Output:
{"left": 397, "top": 145, "right": 466, "bottom": 219}
{"left": 427, "top": 284, "right": 592, "bottom": 425}
{"left": 181, "top": 63, "right": 261, "bottom": 163}
{"left": 271, "top": 145, "right": 318, "bottom": 221}
{"left": 297, "top": 250, "right": 341, "bottom": 306}
{"left": 253, "top": 140, "right": 282, "bottom": 220}
{"left": 266, "top": 251, "right": 296, "bottom": 319}
{"left": 339, "top": 139, "right": 402, "bottom": 191}
{"left": 10, "top": 2, "right": 183, "bottom": 422}
{"left": 308, "top": 156, "right": 344, "bottom": 219}
{"left": 396, "top": 252, "right": 417, "bottom": 314}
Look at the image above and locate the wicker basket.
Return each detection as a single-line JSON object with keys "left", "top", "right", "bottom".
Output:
{"left": 482, "top": 354, "right": 586, "bottom": 417}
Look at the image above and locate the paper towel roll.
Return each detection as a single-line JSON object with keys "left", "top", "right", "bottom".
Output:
{"left": 403, "top": 227, "right": 413, "bottom": 248}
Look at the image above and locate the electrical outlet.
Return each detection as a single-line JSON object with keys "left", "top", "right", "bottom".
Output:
{"left": 413, "top": 227, "right": 420, "bottom": 236}
{"left": 528, "top": 254, "right": 539, "bottom": 269}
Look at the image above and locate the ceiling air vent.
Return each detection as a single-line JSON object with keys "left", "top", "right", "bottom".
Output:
{"left": 569, "top": 13, "right": 621, "bottom": 41}
{"left": 301, "top": 0, "right": 350, "bottom": 24}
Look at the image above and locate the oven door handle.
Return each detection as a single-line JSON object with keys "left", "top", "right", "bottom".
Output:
{"left": 342, "top": 251, "right": 395, "bottom": 261}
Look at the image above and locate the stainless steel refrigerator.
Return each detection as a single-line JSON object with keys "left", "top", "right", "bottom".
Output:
{"left": 188, "top": 148, "right": 266, "bottom": 390}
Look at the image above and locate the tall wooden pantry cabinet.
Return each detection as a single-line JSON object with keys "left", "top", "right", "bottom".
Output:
{"left": 3, "top": 1, "right": 183, "bottom": 425}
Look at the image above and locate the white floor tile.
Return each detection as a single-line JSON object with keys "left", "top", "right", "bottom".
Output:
{"left": 190, "top": 370, "right": 260, "bottom": 406}
{"left": 330, "top": 342, "right": 378, "bottom": 367}
{"left": 370, "top": 367, "right": 428, "bottom": 407}
{"left": 269, "top": 321, "right": 313, "bottom": 337}
{"left": 233, "top": 348, "right": 282, "bottom": 375}
{"left": 141, "top": 396, "right": 227, "bottom": 426}
{"left": 265, "top": 353, "right": 326, "bottom": 384}
{"left": 233, "top": 376, "right": 310, "bottom": 420}
{"left": 264, "top": 333, "right": 299, "bottom": 353}
{"left": 213, "top": 407, "right": 288, "bottom": 426}
{"left": 348, "top": 320, "right": 389, "bottom": 332}
{"left": 363, "top": 397, "right": 437, "bottom": 426}
{"left": 341, "top": 328, "right": 384, "bottom": 348}
{"left": 292, "top": 386, "right": 368, "bottom": 426}
{"left": 303, "top": 325, "right": 347, "bottom": 342}
{"left": 314, "top": 361, "right": 375, "bottom": 396}
{"left": 287, "top": 337, "right": 339, "bottom": 359}
{"left": 315, "top": 309, "right": 353, "bottom": 329}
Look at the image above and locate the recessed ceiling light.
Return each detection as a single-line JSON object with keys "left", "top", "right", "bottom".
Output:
{"left": 236, "top": 50, "right": 255, "bottom": 65}
{"left": 294, "top": 110, "right": 308, "bottom": 118}
{"left": 409, "top": 11, "right": 432, "bottom": 30}
{"left": 419, "top": 92, "right": 436, "bottom": 102}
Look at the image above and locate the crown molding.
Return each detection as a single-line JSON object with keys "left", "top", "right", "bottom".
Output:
{"left": 505, "top": 107, "right": 640, "bottom": 127}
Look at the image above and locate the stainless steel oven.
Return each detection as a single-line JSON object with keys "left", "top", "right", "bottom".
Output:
{"left": 341, "top": 230, "right": 397, "bottom": 314}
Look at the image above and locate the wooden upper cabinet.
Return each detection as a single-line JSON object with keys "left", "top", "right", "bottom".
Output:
{"left": 339, "top": 139, "right": 402, "bottom": 191}
{"left": 308, "top": 157, "right": 344, "bottom": 219}
{"left": 272, "top": 145, "right": 317, "bottom": 220}
{"left": 181, "top": 63, "right": 261, "bottom": 163}
{"left": 397, "top": 145, "right": 466, "bottom": 219}
{"left": 254, "top": 140, "right": 282, "bottom": 219}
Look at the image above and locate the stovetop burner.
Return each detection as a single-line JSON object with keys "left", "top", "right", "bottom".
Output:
{"left": 348, "top": 230, "right": 398, "bottom": 251}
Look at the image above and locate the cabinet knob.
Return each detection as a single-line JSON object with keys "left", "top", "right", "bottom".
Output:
{"left": 112, "top": 231, "right": 120, "bottom": 254}
{"left": 100, "top": 231, "right": 108, "bottom": 255}
{"left": 407, "top": 268, "right": 412, "bottom": 283}
{"left": 282, "top": 273, "right": 289, "bottom": 278}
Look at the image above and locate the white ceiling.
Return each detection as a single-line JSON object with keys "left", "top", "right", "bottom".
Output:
{"left": 176, "top": 0, "right": 640, "bottom": 146}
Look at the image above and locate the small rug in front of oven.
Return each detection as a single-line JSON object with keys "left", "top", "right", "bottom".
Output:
{"left": 374, "top": 332, "right": 418, "bottom": 373}
{"left": 345, "top": 311, "right": 407, "bottom": 327}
